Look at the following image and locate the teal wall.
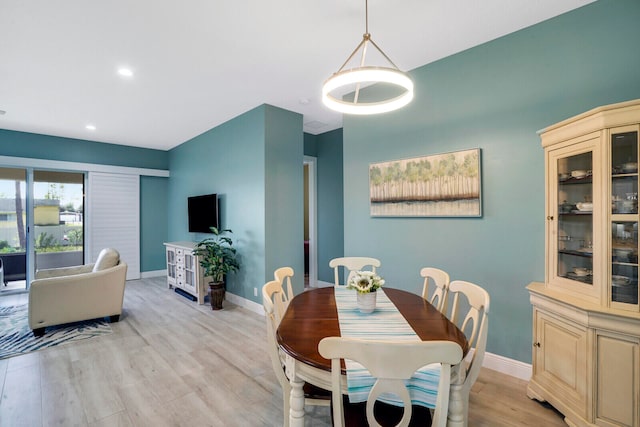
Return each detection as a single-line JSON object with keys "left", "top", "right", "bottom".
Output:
{"left": 343, "top": 0, "right": 640, "bottom": 364}
{"left": 265, "top": 107, "right": 305, "bottom": 293}
{"left": 0, "top": 129, "right": 169, "bottom": 273}
{"left": 140, "top": 176, "right": 169, "bottom": 271}
{"left": 168, "top": 105, "right": 303, "bottom": 302}
{"left": 0, "top": 129, "right": 168, "bottom": 170}
{"left": 303, "top": 133, "right": 317, "bottom": 156}
{"left": 316, "top": 129, "right": 344, "bottom": 282}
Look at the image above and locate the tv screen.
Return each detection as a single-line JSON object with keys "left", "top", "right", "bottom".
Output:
{"left": 188, "top": 194, "right": 219, "bottom": 233}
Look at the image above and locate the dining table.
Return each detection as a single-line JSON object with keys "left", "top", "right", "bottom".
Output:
{"left": 276, "top": 286, "right": 470, "bottom": 427}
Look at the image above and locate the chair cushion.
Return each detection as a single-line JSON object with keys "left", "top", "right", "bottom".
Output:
{"left": 92, "top": 248, "right": 120, "bottom": 272}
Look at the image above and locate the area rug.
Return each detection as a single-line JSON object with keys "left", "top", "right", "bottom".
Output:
{"left": 0, "top": 304, "right": 113, "bottom": 359}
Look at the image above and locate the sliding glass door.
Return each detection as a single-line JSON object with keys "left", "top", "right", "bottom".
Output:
{"left": 0, "top": 168, "right": 85, "bottom": 293}
{"left": 0, "top": 168, "right": 27, "bottom": 291}
{"left": 33, "top": 170, "right": 84, "bottom": 272}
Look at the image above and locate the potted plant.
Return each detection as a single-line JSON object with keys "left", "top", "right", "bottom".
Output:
{"left": 346, "top": 271, "right": 385, "bottom": 313}
{"left": 193, "top": 227, "right": 240, "bottom": 310}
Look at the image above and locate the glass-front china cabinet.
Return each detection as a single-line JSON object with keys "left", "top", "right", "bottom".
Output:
{"left": 528, "top": 100, "right": 640, "bottom": 427}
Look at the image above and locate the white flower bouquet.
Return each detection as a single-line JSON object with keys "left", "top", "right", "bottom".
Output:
{"left": 346, "top": 270, "right": 385, "bottom": 294}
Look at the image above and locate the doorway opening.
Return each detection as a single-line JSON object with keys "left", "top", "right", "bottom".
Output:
{"left": 304, "top": 156, "right": 317, "bottom": 288}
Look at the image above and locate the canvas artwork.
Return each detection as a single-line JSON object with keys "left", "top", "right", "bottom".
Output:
{"left": 369, "top": 148, "right": 482, "bottom": 217}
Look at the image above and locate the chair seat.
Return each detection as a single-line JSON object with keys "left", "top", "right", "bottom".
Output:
{"left": 338, "top": 395, "right": 433, "bottom": 427}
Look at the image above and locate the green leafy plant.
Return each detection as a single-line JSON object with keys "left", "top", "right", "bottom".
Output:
{"left": 193, "top": 227, "right": 240, "bottom": 283}
{"left": 35, "top": 232, "right": 57, "bottom": 249}
{"left": 66, "top": 229, "right": 83, "bottom": 246}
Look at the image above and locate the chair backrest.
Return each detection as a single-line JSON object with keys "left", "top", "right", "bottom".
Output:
{"left": 329, "top": 257, "right": 381, "bottom": 286}
{"left": 420, "top": 267, "right": 450, "bottom": 313}
{"left": 273, "top": 266, "right": 295, "bottom": 302}
{"left": 319, "top": 337, "right": 462, "bottom": 427}
{"left": 261, "top": 281, "right": 291, "bottom": 393}
{"left": 262, "top": 279, "right": 288, "bottom": 326}
{"left": 448, "top": 280, "right": 490, "bottom": 393}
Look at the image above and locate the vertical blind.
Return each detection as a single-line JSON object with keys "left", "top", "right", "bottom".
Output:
{"left": 87, "top": 172, "right": 140, "bottom": 280}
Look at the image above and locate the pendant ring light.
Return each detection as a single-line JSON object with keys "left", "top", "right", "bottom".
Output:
{"left": 322, "top": 0, "right": 414, "bottom": 115}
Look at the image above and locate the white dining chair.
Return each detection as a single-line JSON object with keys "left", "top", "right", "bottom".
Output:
{"left": 318, "top": 337, "right": 463, "bottom": 427}
{"left": 262, "top": 280, "right": 330, "bottom": 427}
{"left": 420, "top": 267, "right": 450, "bottom": 314}
{"left": 273, "top": 266, "right": 295, "bottom": 303}
{"left": 262, "top": 279, "right": 289, "bottom": 326}
{"left": 329, "top": 256, "right": 381, "bottom": 286}
{"left": 447, "top": 280, "right": 490, "bottom": 427}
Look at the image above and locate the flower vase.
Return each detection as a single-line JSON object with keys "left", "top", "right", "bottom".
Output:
{"left": 357, "top": 291, "right": 377, "bottom": 313}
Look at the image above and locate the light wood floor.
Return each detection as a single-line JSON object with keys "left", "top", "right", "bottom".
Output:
{"left": 0, "top": 277, "right": 566, "bottom": 426}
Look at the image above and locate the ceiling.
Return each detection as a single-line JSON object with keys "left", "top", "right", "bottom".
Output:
{"left": 0, "top": 0, "right": 595, "bottom": 151}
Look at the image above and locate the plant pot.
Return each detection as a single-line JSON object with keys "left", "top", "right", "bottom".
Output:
{"left": 209, "top": 282, "right": 225, "bottom": 310}
{"left": 356, "top": 291, "right": 377, "bottom": 313}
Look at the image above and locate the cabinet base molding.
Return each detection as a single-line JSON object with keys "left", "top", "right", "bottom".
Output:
{"left": 527, "top": 380, "right": 594, "bottom": 427}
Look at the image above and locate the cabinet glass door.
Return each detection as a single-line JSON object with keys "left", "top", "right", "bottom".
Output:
{"left": 166, "top": 249, "right": 176, "bottom": 280}
{"left": 557, "top": 152, "right": 593, "bottom": 284}
{"left": 610, "top": 129, "right": 639, "bottom": 307}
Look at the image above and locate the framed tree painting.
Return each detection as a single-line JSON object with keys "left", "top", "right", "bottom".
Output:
{"left": 369, "top": 148, "right": 482, "bottom": 217}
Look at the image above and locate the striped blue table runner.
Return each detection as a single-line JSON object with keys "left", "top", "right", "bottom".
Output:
{"left": 334, "top": 286, "right": 441, "bottom": 408}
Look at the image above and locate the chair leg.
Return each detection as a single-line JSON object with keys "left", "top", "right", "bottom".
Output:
{"left": 32, "top": 328, "right": 45, "bottom": 338}
{"left": 283, "top": 389, "right": 291, "bottom": 427}
{"left": 109, "top": 315, "right": 120, "bottom": 323}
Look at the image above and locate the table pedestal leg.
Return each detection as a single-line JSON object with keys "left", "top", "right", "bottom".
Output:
{"left": 285, "top": 355, "right": 305, "bottom": 427}
{"left": 289, "top": 376, "right": 305, "bottom": 427}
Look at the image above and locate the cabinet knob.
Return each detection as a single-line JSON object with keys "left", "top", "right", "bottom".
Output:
{"left": 533, "top": 342, "right": 541, "bottom": 348}
{"left": 546, "top": 215, "right": 554, "bottom": 221}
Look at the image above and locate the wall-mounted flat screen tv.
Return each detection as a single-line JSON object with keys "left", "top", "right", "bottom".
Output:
{"left": 188, "top": 193, "right": 219, "bottom": 233}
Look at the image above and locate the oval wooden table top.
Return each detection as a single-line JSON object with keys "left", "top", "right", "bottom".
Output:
{"left": 277, "top": 287, "right": 470, "bottom": 372}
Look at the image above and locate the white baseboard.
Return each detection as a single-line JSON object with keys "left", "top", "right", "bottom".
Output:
{"left": 225, "top": 292, "right": 264, "bottom": 315}
{"left": 141, "top": 269, "right": 166, "bottom": 278}
{"left": 470, "top": 348, "right": 532, "bottom": 381}
{"left": 227, "top": 289, "right": 533, "bottom": 381}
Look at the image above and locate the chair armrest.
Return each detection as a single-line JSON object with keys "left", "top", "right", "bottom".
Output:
{"left": 35, "top": 264, "right": 95, "bottom": 279}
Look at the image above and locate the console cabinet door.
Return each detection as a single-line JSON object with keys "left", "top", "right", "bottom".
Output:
{"left": 166, "top": 247, "right": 176, "bottom": 286}
{"left": 533, "top": 309, "right": 588, "bottom": 418}
{"left": 595, "top": 330, "right": 639, "bottom": 427}
{"left": 183, "top": 252, "right": 198, "bottom": 297}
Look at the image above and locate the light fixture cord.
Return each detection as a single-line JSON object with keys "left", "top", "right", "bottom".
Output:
{"left": 355, "top": 0, "right": 370, "bottom": 104}
{"left": 365, "top": 0, "right": 369, "bottom": 34}
{"left": 331, "top": 0, "right": 403, "bottom": 104}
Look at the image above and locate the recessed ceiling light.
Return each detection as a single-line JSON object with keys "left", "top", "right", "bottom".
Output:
{"left": 117, "top": 67, "right": 134, "bottom": 78}
{"left": 85, "top": 124, "right": 96, "bottom": 131}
